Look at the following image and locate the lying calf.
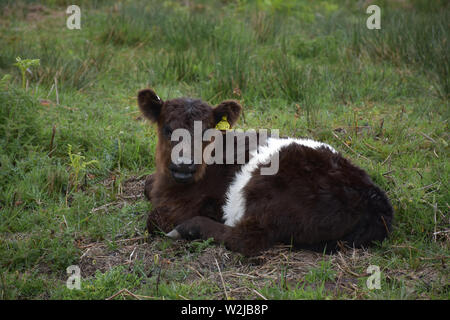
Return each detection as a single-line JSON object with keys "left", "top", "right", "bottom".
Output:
{"left": 138, "top": 88, "right": 393, "bottom": 256}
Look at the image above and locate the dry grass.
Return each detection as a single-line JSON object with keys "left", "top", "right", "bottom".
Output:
{"left": 68, "top": 176, "right": 448, "bottom": 300}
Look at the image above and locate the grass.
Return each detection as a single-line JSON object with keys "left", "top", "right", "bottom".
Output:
{"left": 0, "top": 0, "right": 448, "bottom": 300}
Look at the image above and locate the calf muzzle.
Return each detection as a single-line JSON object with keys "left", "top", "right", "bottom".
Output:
{"left": 169, "top": 158, "right": 197, "bottom": 184}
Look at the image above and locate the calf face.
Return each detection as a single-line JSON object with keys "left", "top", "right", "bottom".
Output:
{"left": 138, "top": 89, "right": 241, "bottom": 184}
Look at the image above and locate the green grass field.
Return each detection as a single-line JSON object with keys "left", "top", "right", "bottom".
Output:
{"left": 0, "top": 0, "right": 448, "bottom": 300}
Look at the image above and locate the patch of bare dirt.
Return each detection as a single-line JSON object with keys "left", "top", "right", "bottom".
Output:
{"left": 120, "top": 176, "right": 146, "bottom": 200}
{"left": 88, "top": 175, "right": 147, "bottom": 215}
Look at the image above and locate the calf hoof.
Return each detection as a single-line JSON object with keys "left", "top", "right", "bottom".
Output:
{"left": 166, "top": 229, "right": 181, "bottom": 239}
{"left": 166, "top": 217, "right": 204, "bottom": 240}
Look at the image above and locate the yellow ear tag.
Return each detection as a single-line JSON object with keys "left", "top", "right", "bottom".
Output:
{"left": 215, "top": 115, "right": 230, "bottom": 131}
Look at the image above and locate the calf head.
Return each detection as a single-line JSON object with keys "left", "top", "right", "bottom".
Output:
{"left": 138, "top": 88, "right": 241, "bottom": 184}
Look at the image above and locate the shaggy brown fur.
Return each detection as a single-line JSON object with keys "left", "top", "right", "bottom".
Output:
{"left": 138, "top": 88, "right": 394, "bottom": 256}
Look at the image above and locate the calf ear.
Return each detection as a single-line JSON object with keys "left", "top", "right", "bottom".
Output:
{"left": 213, "top": 100, "right": 242, "bottom": 127}
{"left": 138, "top": 89, "right": 163, "bottom": 122}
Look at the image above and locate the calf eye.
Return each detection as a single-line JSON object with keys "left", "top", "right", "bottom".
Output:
{"left": 162, "top": 125, "right": 173, "bottom": 139}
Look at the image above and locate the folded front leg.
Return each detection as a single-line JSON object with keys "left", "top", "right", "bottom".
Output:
{"left": 166, "top": 216, "right": 272, "bottom": 256}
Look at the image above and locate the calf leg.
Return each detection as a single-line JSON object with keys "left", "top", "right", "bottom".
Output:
{"left": 167, "top": 216, "right": 272, "bottom": 256}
